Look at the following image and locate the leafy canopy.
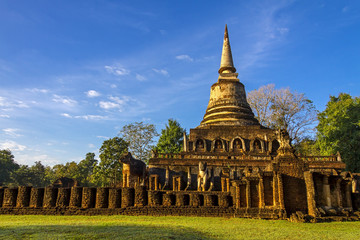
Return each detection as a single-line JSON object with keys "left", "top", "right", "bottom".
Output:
{"left": 316, "top": 93, "right": 360, "bottom": 172}
{"left": 155, "top": 119, "right": 185, "bottom": 153}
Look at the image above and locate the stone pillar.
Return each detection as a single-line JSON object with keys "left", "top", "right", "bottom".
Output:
{"left": 246, "top": 180, "right": 251, "bottom": 208}
{"left": 190, "top": 193, "right": 201, "bottom": 207}
{"left": 3, "top": 188, "right": 18, "bottom": 207}
{"left": 335, "top": 179, "right": 343, "bottom": 208}
{"left": 121, "top": 188, "right": 135, "bottom": 208}
{"left": 219, "top": 194, "right": 230, "bottom": 207}
{"left": 56, "top": 188, "right": 71, "bottom": 207}
{"left": 277, "top": 174, "right": 285, "bottom": 210}
{"left": 345, "top": 182, "right": 353, "bottom": 208}
{"left": 235, "top": 185, "right": 241, "bottom": 209}
{"left": 163, "top": 193, "right": 174, "bottom": 206}
{"left": 0, "top": 188, "right": 5, "bottom": 207}
{"left": 259, "top": 177, "right": 265, "bottom": 208}
{"left": 304, "top": 171, "right": 317, "bottom": 217}
{"left": 29, "top": 188, "right": 44, "bottom": 208}
{"left": 108, "top": 188, "right": 122, "bottom": 208}
{"left": 16, "top": 186, "right": 31, "bottom": 208}
{"left": 148, "top": 191, "right": 162, "bottom": 206}
{"left": 82, "top": 187, "right": 96, "bottom": 208}
{"left": 205, "top": 194, "right": 214, "bottom": 207}
{"left": 43, "top": 187, "right": 57, "bottom": 208}
{"left": 69, "top": 187, "right": 82, "bottom": 208}
{"left": 134, "top": 186, "right": 147, "bottom": 207}
{"left": 273, "top": 175, "right": 279, "bottom": 207}
{"left": 95, "top": 187, "right": 109, "bottom": 208}
{"left": 323, "top": 175, "right": 331, "bottom": 207}
{"left": 176, "top": 193, "right": 185, "bottom": 207}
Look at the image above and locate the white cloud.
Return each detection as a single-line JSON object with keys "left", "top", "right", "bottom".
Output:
{"left": 0, "top": 114, "right": 10, "bottom": 118}
{"left": 52, "top": 95, "right": 77, "bottom": 106}
{"left": 61, "top": 113, "right": 72, "bottom": 118}
{"left": 105, "top": 64, "right": 130, "bottom": 76}
{"left": 0, "top": 140, "right": 27, "bottom": 151}
{"left": 99, "top": 96, "right": 131, "bottom": 110}
{"left": 2, "top": 128, "right": 22, "bottom": 137}
{"left": 153, "top": 68, "right": 169, "bottom": 76}
{"left": 97, "top": 136, "right": 109, "bottom": 139}
{"left": 176, "top": 54, "right": 194, "bottom": 62}
{"left": 342, "top": 6, "right": 349, "bottom": 13}
{"left": 110, "top": 84, "right": 117, "bottom": 89}
{"left": 277, "top": 27, "right": 289, "bottom": 35}
{"left": 88, "top": 143, "right": 96, "bottom": 148}
{"left": 27, "top": 88, "right": 49, "bottom": 93}
{"left": 99, "top": 101, "right": 121, "bottom": 109}
{"left": 136, "top": 73, "right": 147, "bottom": 81}
{"left": 86, "top": 90, "right": 101, "bottom": 98}
{"left": 15, "top": 154, "right": 60, "bottom": 166}
{"left": 0, "top": 96, "right": 29, "bottom": 109}
{"left": 61, "top": 113, "right": 108, "bottom": 120}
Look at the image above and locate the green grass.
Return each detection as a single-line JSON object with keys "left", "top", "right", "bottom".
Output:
{"left": 0, "top": 215, "right": 360, "bottom": 240}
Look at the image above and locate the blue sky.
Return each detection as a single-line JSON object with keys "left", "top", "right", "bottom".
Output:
{"left": 0, "top": 0, "right": 359, "bottom": 166}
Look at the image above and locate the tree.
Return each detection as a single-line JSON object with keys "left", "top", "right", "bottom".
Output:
{"left": 119, "top": 122, "right": 158, "bottom": 163}
{"left": 247, "top": 84, "right": 317, "bottom": 144}
{"left": 294, "top": 137, "right": 321, "bottom": 156}
{"left": 155, "top": 119, "right": 185, "bottom": 153}
{"left": 316, "top": 93, "right": 360, "bottom": 172}
{"left": 77, "top": 152, "right": 98, "bottom": 186}
{"left": 0, "top": 149, "right": 19, "bottom": 186}
{"left": 93, "top": 137, "right": 128, "bottom": 187}
{"left": 11, "top": 161, "right": 50, "bottom": 187}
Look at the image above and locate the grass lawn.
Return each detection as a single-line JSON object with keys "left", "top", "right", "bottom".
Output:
{"left": 0, "top": 215, "right": 360, "bottom": 240}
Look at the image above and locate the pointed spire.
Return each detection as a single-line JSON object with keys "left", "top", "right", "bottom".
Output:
{"left": 219, "top": 24, "right": 236, "bottom": 74}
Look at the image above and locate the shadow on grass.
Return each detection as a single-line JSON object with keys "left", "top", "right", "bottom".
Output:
{"left": 0, "top": 224, "right": 215, "bottom": 240}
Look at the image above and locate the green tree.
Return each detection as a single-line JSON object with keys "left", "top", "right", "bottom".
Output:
{"left": 29, "top": 161, "right": 51, "bottom": 187}
{"left": 93, "top": 137, "right": 128, "bottom": 187}
{"left": 120, "top": 122, "right": 158, "bottom": 163}
{"left": 294, "top": 137, "right": 321, "bottom": 156}
{"left": 77, "top": 152, "right": 97, "bottom": 186}
{"left": 155, "top": 119, "right": 185, "bottom": 153}
{"left": 247, "top": 84, "right": 317, "bottom": 144}
{"left": 0, "top": 149, "right": 19, "bottom": 186}
{"left": 316, "top": 93, "right": 360, "bottom": 172}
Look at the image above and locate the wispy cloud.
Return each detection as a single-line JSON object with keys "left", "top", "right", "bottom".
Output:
{"left": 0, "top": 140, "right": 27, "bottom": 151}
{"left": 97, "top": 136, "right": 110, "bottom": 139}
{"left": 136, "top": 73, "right": 146, "bottom": 81}
{"left": 52, "top": 95, "right": 77, "bottom": 106}
{"left": 342, "top": 6, "right": 349, "bottom": 13}
{"left": 15, "top": 153, "right": 60, "bottom": 166}
{"left": 152, "top": 68, "right": 169, "bottom": 76}
{"left": 0, "top": 96, "right": 29, "bottom": 109}
{"left": 0, "top": 114, "right": 10, "bottom": 118}
{"left": 105, "top": 64, "right": 130, "bottom": 76}
{"left": 86, "top": 90, "right": 101, "bottom": 98}
{"left": 2, "top": 128, "right": 22, "bottom": 137}
{"left": 27, "top": 88, "right": 49, "bottom": 94}
{"left": 176, "top": 54, "right": 194, "bottom": 62}
{"left": 61, "top": 113, "right": 108, "bottom": 120}
{"left": 238, "top": 2, "right": 291, "bottom": 71}
{"left": 99, "top": 96, "right": 131, "bottom": 111}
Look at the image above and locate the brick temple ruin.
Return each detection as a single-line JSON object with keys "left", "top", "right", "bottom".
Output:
{"left": 1, "top": 25, "right": 359, "bottom": 221}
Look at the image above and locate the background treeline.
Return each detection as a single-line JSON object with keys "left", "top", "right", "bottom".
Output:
{"left": 1, "top": 86, "right": 359, "bottom": 187}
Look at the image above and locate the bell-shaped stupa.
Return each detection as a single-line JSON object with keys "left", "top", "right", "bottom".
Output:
{"left": 199, "top": 25, "right": 259, "bottom": 127}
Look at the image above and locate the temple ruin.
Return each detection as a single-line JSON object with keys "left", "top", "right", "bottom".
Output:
{"left": 1, "top": 25, "right": 359, "bottom": 221}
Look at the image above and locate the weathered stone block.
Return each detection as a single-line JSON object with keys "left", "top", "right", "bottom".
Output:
{"left": 69, "top": 187, "right": 82, "bottom": 208}
{"left": 82, "top": 187, "right": 96, "bottom": 208}
{"left": 190, "top": 193, "right": 201, "bottom": 207}
{"left": 3, "top": 188, "right": 18, "bottom": 207}
{"left": 134, "top": 186, "right": 147, "bottom": 207}
{"left": 16, "top": 186, "right": 31, "bottom": 208}
{"left": 56, "top": 188, "right": 70, "bottom": 207}
{"left": 148, "top": 191, "right": 162, "bottom": 206}
{"left": 29, "top": 188, "right": 44, "bottom": 208}
{"left": 108, "top": 188, "right": 121, "bottom": 208}
{"left": 121, "top": 188, "right": 135, "bottom": 208}
{"left": 95, "top": 187, "right": 109, "bottom": 208}
{"left": 163, "top": 193, "right": 174, "bottom": 206}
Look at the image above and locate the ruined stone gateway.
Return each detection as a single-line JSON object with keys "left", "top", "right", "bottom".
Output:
{"left": 1, "top": 26, "right": 359, "bottom": 221}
